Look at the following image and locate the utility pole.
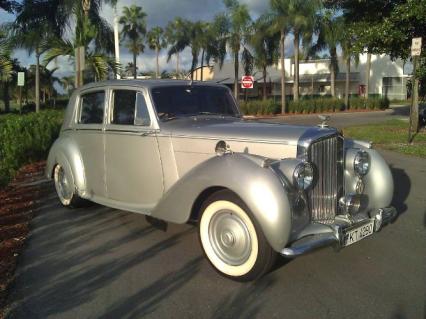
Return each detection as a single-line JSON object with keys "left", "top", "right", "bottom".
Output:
{"left": 114, "top": 7, "right": 121, "bottom": 79}
{"left": 408, "top": 37, "right": 422, "bottom": 143}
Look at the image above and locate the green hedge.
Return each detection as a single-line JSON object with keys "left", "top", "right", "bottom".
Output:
{"left": 0, "top": 110, "right": 64, "bottom": 187}
{"left": 348, "top": 97, "right": 390, "bottom": 110}
{"left": 239, "top": 99, "right": 281, "bottom": 115}
{"left": 239, "top": 97, "right": 390, "bottom": 115}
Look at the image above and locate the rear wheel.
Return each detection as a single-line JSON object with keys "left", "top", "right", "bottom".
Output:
{"left": 53, "top": 164, "right": 86, "bottom": 208}
{"left": 199, "top": 190, "right": 276, "bottom": 281}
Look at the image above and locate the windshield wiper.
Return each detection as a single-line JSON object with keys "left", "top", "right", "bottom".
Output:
{"left": 196, "top": 112, "right": 238, "bottom": 117}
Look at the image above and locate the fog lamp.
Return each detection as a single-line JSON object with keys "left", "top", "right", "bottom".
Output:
{"left": 339, "top": 194, "right": 361, "bottom": 216}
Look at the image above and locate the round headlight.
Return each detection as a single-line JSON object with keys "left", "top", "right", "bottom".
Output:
{"left": 354, "top": 150, "right": 370, "bottom": 176}
{"left": 293, "top": 162, "right": 315, "bottom": 190}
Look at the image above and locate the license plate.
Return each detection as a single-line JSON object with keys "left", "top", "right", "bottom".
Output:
{"left": 343, "top": 220, "right": 375, "bottom": 247}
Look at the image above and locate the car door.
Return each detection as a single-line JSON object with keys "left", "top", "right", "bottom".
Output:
{"left": 104, "top": 87, "right": 164, "bottom": 211}
{"left": 73, "top": 89, "right": 107, "bottom": 198}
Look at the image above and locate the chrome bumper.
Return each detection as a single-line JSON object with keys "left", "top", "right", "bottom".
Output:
{"left": 281, "top": 206, "right": 397, "bottom": 257}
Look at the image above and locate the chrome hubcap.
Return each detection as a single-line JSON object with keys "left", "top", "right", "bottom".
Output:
{"left": 55, "top": 166, "right": 73, "bottom": 202}
{"left": 208, "top": 210, "right": 252, "bottom": 266}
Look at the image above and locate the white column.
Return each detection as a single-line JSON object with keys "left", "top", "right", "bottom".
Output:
{"left": 114, "top": 13, "right": 121, "bottom": 79}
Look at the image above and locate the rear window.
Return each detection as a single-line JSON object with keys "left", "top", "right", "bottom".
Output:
{"left": 79, "top": 91, "right": 105, "bottom": 124}
{"left": 150, "top": 85, "right": 238, "bottom": 119}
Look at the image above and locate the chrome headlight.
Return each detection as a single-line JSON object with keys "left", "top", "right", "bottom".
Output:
{"left": 293, "top": 162, "right": 315, "bottom": 190}
{"left": 354, "top": 150, "right": 370, "bottom": 176}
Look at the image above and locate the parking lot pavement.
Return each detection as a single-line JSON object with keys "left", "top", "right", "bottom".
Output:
{"left": 5, "top": 153, "right": 425, "bottom": 319}
{"left": 254, "top": 105, "right": 409, "bottom": 128}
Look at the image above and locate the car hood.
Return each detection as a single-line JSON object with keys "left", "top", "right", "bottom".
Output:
{"left": 160, "top": 117, "right": 337, "bottom": 146}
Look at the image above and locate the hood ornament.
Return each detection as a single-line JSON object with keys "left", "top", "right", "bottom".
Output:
{"left": 318, "top": 115, "right": 330, "bottom": 128}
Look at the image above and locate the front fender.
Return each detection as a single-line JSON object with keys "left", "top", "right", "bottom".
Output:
{"left": 151, "top": 153, "right": 293, "bottom": 252}
{"left": 344, "top": 141, "right": 394, "bottom": 210}
{"left": 46, "top": 134, "right": 87, "bottom": 197}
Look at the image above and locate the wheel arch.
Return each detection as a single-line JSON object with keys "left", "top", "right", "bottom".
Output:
{"left": 151, "top": 153, "right": 293, "bottom": 252}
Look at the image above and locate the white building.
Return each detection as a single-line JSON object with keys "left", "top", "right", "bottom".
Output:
{"left": 209, "top": 54, "right": 410, "bottom": 100}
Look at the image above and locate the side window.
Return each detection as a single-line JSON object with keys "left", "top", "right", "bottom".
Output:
{"left": 79, "top": 91, "right": 105, "bottom": 124}
{"left": 112, "top": 90, "right": 136, "bottom": 125}
{"left": 135, "top": 93, "right": 151, "bottom": 126}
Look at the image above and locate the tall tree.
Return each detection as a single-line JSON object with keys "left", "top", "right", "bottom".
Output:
{"left": 0, "top": 30, "right": 12, "bottom": 113}
{"left": 147, "top": 27, "right": 166, "bottom": 79}
{"left": 269, "top": 0, "right": 291, "bottom": 113}
{"left": 288, "top": 0, "right": 320, "bottom": 101}
{"left": 310, "top": 10, "right": 344, "bottom": 98}
{"left": 216, "top": 0, "right": 251, "bottom": 99}
{"left": 249, "top": 16, "right": 279, "bottom": 100}
{"left": 11, "top": 0, "right": 61, "bottom": 112}
{"left": 165, "top": 17, "right": 190, "bottom": 77}
{"left": 119, "top": 5, "right": 147, "bottom": 79}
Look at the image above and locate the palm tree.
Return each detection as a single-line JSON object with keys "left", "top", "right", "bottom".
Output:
{"left": 1, "top": 27, "right": 13, "bottom": 113}
{"left": 249, "top": 16, "right": 279, "bottom": 100}
{"left": 310, "top": 10, "right": 344, "bottom": 98}
{"left": 201, "top": 22, "right": 227, "bottom": 81}
{"left": 288, "top": 0, "right": 320, "bottom": 101}
{"left": 341, "top": 33, "right": 359, "bottom": 110}
{"left": 124, "top": 62, "right": 137, "bottom": 78}
{"left": 269, "top": 0, "right": 291, "bottom": 113}
{"left": 60, "top": 76, "right": 75, "bottom": 97}
{"left": 147, "top": 27, "right": 166, "bottom": 79}
{"left": 166, "top": 18, "right": 190, "bottom": 76}
{"left": 9, "top": 0, "right": 64, "bottom": 112}
{"left": 119, "top": 5, "right": 147, "bottom": 79}
{"left": 216, "top": 0, "right": 251, "bottom": 99}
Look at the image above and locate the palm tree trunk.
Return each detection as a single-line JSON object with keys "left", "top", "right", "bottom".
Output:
{"left": 234, "top": 51, "right": 239, "bottom": 100}
{"left": 293, "top": 32, "right": 300, "bottom": 101}
{"left": 200, "top": 49, "right": 205, "bottom": 81}
{"left": 133, "top": 52, "right": 137, "bottom": 79}
{"left": 280, "top": 29, "right": 286, "bottom": 113}
{"left": 263, "top": 66, "right": 267, "bottom": 101}
{"left": 330, "top": 47, "right": 336, "bottom": 98}
{"left": 35, "top": 49, "right": 40, "bottom": 112}
{"left": 176, "top": 51, "right": 180, "bottom": 76}
{"left": 156, "top": 47, "right": 160, "bottom": 78}
{"left": 3, "top": 81, "right": 10, "bottom": 113}
{"left": 366, "top": 52, "right": 371, "bottom": 98}
{"left": 345, "top": 56, "right": 350, "bottom": 109}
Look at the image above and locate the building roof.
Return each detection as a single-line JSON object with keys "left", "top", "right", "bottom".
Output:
{"left": 212, "top": 62, "right": 360, "bottom": 84}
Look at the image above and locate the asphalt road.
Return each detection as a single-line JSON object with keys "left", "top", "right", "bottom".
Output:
{"left": 6, "top": 110, "right": 426, "bottom": 319}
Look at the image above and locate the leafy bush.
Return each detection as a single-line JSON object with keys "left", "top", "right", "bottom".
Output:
{"left": 288, "top": 98, "right": 345, "bottom": 114}
{"left": 349, "top": 97, "right": 389, "bottom": 110}
{"left": 239, "top": 99, "right": 281, "bottom": 115}
{"left": 0, "top": 110, "right": 64, "bottom": 187}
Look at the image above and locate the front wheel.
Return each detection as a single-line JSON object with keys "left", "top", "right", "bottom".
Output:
{"left": 199, "top": 190, "right": 276, "bottom": 281}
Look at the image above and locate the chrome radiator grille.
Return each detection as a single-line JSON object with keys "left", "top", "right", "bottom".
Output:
{"left": 307, "top": 135, "right": 344, "bottom": 223}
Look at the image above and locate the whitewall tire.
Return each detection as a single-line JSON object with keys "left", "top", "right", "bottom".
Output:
{"left": 53, "top": 164, "right": 86, "bottom": 208}
{"left": 199, "top": 190, "right": 276, "bottom": 281}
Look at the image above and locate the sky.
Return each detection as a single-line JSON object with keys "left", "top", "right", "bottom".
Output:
{"left": 0, "top": 0, "right": 296, "bottom": 80}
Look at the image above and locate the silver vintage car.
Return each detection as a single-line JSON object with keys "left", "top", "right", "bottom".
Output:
{"left": 46, "top": 80, "right": 397, "bottom": 281}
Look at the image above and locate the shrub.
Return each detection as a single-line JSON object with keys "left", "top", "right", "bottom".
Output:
{"left": 349, "top": 97, "right": 389, "bottom": 110}
{"left": 239, "top": 99, "right": 281, "bottom": 115}
{"left": 0, "top": 110, "right": 64, "bottom": 187}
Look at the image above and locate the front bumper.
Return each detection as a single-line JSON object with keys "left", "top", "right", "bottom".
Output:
{"left": 280, "top": 206, "right": 397, "bottom": 257}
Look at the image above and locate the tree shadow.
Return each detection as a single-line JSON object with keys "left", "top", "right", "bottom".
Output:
{"left": 210, "top": 275, "right": 276, "bottom": 319}
{"left": 389, "top": 165, "right": 411, "bottom": 218}
{"left": 97, "top": 256, "right": 203, "bottom": 319}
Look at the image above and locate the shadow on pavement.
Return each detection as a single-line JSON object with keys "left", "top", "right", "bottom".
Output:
{"left": 6, "top": 198, "right": 196, "bottom": 319}
{"left": 389, "top": 165, "right": 411, "bottom": 217}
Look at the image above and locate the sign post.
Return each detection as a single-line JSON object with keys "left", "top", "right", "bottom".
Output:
{"left": 17, "top": 72, "right": 25, "bottom": 113}
{"left": 241, "top": 75, "right": 254, "bottom": 89}
{"left": 408, "top": 37, "right": 422, "bottom": 143}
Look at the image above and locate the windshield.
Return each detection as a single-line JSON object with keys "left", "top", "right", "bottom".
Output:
{"left": 150, "top": 85, "right": 239, "bottom": 120}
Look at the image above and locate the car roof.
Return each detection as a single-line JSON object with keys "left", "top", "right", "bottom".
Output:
{"left": 76, "top": 79, "right": 227, "bottom": 92}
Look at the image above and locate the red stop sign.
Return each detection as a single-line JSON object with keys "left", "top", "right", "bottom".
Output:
{"left": 241, "top": 75, "right": 254, "bottom": 89}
